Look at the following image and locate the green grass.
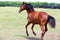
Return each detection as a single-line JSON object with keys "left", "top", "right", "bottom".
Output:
{"left": 0, "top": 7, "right": 60, "bottom": 40}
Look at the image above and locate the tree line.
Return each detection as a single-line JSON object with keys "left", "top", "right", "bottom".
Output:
{"left": 0, "top": 1, "right": 60, "bottom": 9}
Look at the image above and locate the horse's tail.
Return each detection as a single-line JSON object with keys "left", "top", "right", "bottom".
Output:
{"left": 48, "top": 15, "right": 56, "bottom": 28}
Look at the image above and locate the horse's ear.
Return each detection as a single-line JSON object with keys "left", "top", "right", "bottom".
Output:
{"left": 23, "top": 2, "right": 26, "bottom": 4}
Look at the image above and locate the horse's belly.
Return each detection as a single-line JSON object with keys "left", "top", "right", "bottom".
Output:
{"left": 31, "top": 19, "right": 39, "bottom": 24}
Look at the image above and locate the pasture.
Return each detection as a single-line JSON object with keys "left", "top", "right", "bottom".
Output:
{"left": 0, "top": 7, "right": 60, "bottom": 40}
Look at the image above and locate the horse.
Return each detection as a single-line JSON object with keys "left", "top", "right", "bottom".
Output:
{"left": 18, "top": 2, "right": 56, "bottom": 40}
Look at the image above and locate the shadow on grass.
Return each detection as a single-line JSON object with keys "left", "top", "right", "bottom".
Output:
{"left": 16, "top": 34, "right": 41, "bottom": 40}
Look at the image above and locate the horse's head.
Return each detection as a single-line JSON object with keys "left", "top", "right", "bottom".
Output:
{"left": 19, "top": 2, "right": 26, "bottom": 13}
{"left": 18, "top": 2, "right": 34, "bottom": 13}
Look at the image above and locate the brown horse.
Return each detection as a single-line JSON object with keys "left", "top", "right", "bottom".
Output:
{"left": 19, "top": 2, "right": 56, "bottom": 40}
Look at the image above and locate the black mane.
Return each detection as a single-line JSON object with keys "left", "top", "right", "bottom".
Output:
{"left": 26, "top": 4, "right": 34, "bottom": 11}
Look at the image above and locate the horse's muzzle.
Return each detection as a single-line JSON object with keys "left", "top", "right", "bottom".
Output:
{"left": 18, "top": 11, "right": 21, "bottom": 13}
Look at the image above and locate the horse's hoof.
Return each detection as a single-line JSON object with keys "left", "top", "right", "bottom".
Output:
{"left": 27, "top": 34, "right": 29, "bottom": 36}
{"left": 34, "top": 33, "right": 36, "bottom": 36}
{"left": 33, "top": 32, "right": 36, "bottom": 36}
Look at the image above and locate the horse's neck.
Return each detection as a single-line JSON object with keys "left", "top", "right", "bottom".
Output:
{"left": 26, "top": 9, "right": 35, "bottom": 14}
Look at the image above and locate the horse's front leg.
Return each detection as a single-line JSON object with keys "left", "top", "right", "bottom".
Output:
{"left": 31, "top": 24, "right": 36, "bottom": 36}
{"left": 25, "top": 20, "right": 31, "bottom": 36}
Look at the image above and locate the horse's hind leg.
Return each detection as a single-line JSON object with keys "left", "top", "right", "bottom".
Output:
{"left": 25, "top": 21, "right": 31, "bottom": 36}
{"left": 31, "top": 24, "right": 36, "bottom": 36}
{"left": 40, "top": 25, "right": 47, "bottom": 40}
{"left": 45, "top": 23, "right": 48, "bottom": 32}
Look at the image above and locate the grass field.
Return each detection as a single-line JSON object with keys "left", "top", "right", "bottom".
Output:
{"left": 0, "top": 7, "right": 60, "bottom": 40}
